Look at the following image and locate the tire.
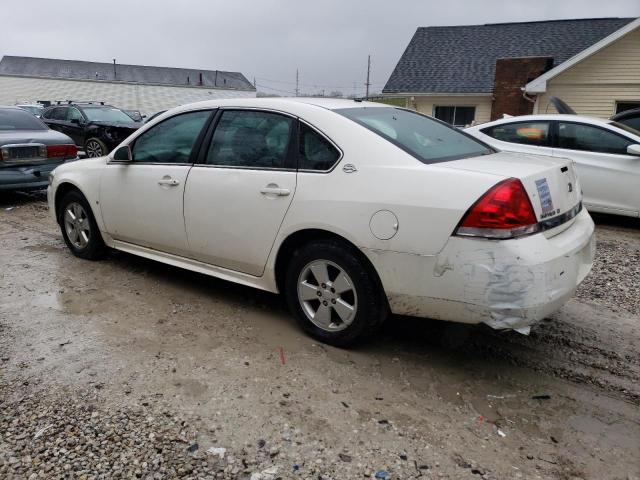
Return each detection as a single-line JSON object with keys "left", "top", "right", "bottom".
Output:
{"left": 84, "top": 138, "right": 108, "bottom": 158}
{"left": 284, "top": 239, "right": 388, "bottom": 347}
{"left": 58, "top": 190, "right": 106, "bottom": 260}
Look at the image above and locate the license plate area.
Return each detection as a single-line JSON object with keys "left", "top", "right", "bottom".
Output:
{"left": 8, "top": 146, "right": 41, "bottom": 160}
{"left": 1, "top": 143, "right": 46, "bottom": 164}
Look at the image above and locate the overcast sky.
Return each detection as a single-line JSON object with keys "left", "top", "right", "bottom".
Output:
{"left": 2, "top": 0, "right": 639, "bottom": 96}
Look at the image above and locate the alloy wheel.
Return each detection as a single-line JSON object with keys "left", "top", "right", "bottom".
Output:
{"left": 85, "top": 140, "right": 103, "bottom": 158}
{"left": 64, "top": 202, "right": 91, "bottom": 249}
{"left": 297, "top": 260, "right": 358, "bottom": 332}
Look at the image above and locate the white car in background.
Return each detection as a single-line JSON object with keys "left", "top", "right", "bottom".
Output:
{"left": 466, "top": 114, "right": 640, "bottom": 217}
{"left": 48, "top": 99, "right": 594, "bottom": 345}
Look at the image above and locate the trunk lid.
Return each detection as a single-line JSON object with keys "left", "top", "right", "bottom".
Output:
{"left": 441, "top": 151, "right": 581, "bottom": 223}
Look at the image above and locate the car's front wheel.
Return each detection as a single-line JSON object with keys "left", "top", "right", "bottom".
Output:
{"left": 58, "top": 190, "right": 106, "bottom": 260}
{"left": 84, "top": 138, "right": 107, "bottom": 158}
{"left": 285, "top": 239, "right": 388, "bottom": 347}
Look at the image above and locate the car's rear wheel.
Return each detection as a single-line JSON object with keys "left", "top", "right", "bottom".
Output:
{"left": 85, "top": 138, "right": 107, "bottom": 158}
{"left": 58, "top": 190, "right": 106, "bottom": 260}
{"left": 285, "top": 239, "right": 388, "bottom": 346}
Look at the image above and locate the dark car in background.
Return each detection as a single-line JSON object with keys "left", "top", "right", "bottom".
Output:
{"left": 0, "top": 106, "right": 77, "bottom": 191}
{"left": 611, "top": 107, "right": 640, "bottom": 131}
{"left": 41, "top": 102, "right": 141, "bottom": 157}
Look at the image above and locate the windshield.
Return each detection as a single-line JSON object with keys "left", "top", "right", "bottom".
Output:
{"left": 335, "top": 107, "right": 493, "bottom": 164}
{"left": 0, "top": 108, "right": 47, "bottom": 130}
{"left": 82, "top": 107, "right": 136, "bottom": 123}
{"left": 609, "top": 121, "right": 640, "bottom": 137}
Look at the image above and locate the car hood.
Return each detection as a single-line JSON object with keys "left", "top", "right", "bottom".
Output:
{"left": 89, "top": 121, "right": 141, "bottom": 129}
{"left": 0, "top": 129, "right": 74, "bottom": 146}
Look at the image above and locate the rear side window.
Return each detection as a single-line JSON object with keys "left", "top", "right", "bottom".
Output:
{"left": 336, "top": 107, "right": 492, "bottom": 164}
{"left": 558, "top": 122, "right": 632, "bottom": 155}
{"left": 482, "top": 122, "right": 551, "bottom": 147}
{"left": 0, "top": 108, "right": 47, "bottom": 131}
{"left": 298, "top": 123, "right": 340, "bottom": 171}
{"left": 206, "top": 110, "right": 294, "bottom": 168}
{"left": 131, "top": 110, "right": 210, "bottom": 163}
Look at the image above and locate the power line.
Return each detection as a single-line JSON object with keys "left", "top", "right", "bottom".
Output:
{"left": 254, "top": 76, "right": 384, "bottom": 91}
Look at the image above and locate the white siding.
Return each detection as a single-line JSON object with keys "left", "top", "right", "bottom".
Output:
{"left": 0, "top": 76, "right": 256, "bottom": 115}
{"left": 535, "top": 27, "right": 640, "bottom": 118}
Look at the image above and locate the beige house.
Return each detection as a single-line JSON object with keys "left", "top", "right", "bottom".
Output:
{"left": 527, "top": 20, "right": 640, "bottom": 118}
{"left": 383, "top": 17, "right": 640, "bottom": 125}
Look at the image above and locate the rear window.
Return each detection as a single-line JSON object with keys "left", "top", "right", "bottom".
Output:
{"left": 335, "top": 107, "right": 493, "bottom": 164}
{"left": 0, "top": 108, "right": 47, "bottom": 131}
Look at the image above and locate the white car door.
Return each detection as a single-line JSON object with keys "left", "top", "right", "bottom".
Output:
{"left": 183, "top": 109, "right": 297, "bottom": 276}
{"left": 99, "top": 110, "right": 213, "bottom": 256}
{"left": 477, "top": 120, "right": 554, "bottom": 157}
{"left": 552, "top": 121, "right": 640, "bottom": 216}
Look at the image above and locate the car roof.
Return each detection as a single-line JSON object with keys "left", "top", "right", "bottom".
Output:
{"left": 173, "top": 97, "right": 389, "bottom": 112}
{"left": 469, "top": 114, "right": 614, "bottom": 129}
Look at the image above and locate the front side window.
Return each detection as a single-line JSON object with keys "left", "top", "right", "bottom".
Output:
{"left": 206, "top": 110, "right": 294, "bottom": 168}
{"left": 482, "top": 122, "right": 551, "bottom": 147}
{"left": 336, "top": 107, "right": 492, "bottom": 164}
{"left": 67, "top": 108, "right": 84, "bottom": 122}
{"left": 0, "top": 108, "right": 47, "bottom": 131}
{"left": 558, "top": 122, "right": 632, "bottom": 155}
{"left": 298, "top": 123, "right": 340, "bottom": 171}
{"left": 131, "top": 110, "right": 211, "bottom": 163}
{"left": 434, "top": 106, "right": 476, "bottom": 127}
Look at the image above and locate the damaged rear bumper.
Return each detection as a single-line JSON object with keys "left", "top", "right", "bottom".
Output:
{"left": 364, "top": 209, "right": 595, "bottom": 333}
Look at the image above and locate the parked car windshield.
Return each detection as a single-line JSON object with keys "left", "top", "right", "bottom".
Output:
{"left": 609, "top": 121, "right": 640, "bottom": 137}
{"left": 0, "top": 108, "right": 47, "bottom": 130}
{"left": 335, "top": 107, "right": 493, "bottom": 164}
{"left": 82, "top": 107, "right": 136, "bottom": 123}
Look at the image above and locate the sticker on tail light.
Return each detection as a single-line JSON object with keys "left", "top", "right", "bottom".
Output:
{"left": 535, "top": 178, "right": 556, "bottom": 218}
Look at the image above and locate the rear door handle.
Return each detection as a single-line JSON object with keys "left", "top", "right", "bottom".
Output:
{"left": 158, "top": 178, "right": 180, "bottom": 187}
{"left": 260, "top": 185, "right": 290, "bottom": 196}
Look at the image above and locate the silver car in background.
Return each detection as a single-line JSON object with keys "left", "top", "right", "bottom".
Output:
{"left": 0, "top": 106, "right": 78, "bottom": 191}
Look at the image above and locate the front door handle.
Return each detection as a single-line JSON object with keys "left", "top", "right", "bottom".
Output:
{"left": 158, "top": 177, "right": 180, "bottom": 187}
{"left": 260, "top": 184, "right": 290, "bottom": 196}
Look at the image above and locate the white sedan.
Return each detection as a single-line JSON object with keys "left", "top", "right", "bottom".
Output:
{"left": 48, "top": 99, "right": 594, "bottom": 345}
{"left": 466, "top": 114, "right": 640, "bottom": 217}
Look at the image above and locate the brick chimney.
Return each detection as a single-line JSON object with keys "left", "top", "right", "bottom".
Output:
{"left": 491, "top": 57, "right": 554, "bottom": 121}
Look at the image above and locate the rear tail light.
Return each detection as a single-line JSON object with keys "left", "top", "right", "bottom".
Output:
{"left": 455, "top": 178, "right": 539, "bottom": 239}
{"left": 47, "top": 144, "right": 77, "bottom": 159}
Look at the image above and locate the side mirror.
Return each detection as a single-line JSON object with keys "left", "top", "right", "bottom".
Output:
{"left": 113, "top": 145, "right": 132, "bottom": 162}
{"left": 627, "top": 144, "right": 640, "bottom": 156}
{"left": 70, "top": 118, "right": 80, "bottom": 125}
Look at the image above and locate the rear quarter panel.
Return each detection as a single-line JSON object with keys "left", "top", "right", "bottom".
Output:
{"left": 273, "top": 112, "right": 503, "bottom": 257}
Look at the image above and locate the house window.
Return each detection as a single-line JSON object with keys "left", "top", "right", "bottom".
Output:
{"left": 615, "top": 102, "right": 640, "bottom": 114}
{"left": 433, "top": 106, "right": 476, "bottom": 127}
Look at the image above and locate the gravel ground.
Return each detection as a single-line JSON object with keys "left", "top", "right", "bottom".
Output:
{"left": 575, "top": 214, "right": 640, "bottom": 315}
{"left": 1, "top": 192, "right": 639, "bottom": 480}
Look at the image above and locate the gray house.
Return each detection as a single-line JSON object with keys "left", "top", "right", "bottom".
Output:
{"left": 383, "top": 18, "right": 640, "bottom": 125}
{"left": 0, "top": 56, "right": 256, "bottom": 115}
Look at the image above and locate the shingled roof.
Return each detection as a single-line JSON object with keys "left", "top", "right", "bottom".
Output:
{"left": 383, "top": 17, "right": 636, "bottom": 94}
{"left": 0, "top": 56, "right": 255, "bottom": 91}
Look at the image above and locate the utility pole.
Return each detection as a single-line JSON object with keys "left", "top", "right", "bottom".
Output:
{"left": 365, "top": 55, "right": 371, "bottom": 100}
{"left": 295, "top": 69, "right": 299, "bottom": 97}
{"left": 113, "top": 58, "right": 117, "bottom": 80}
